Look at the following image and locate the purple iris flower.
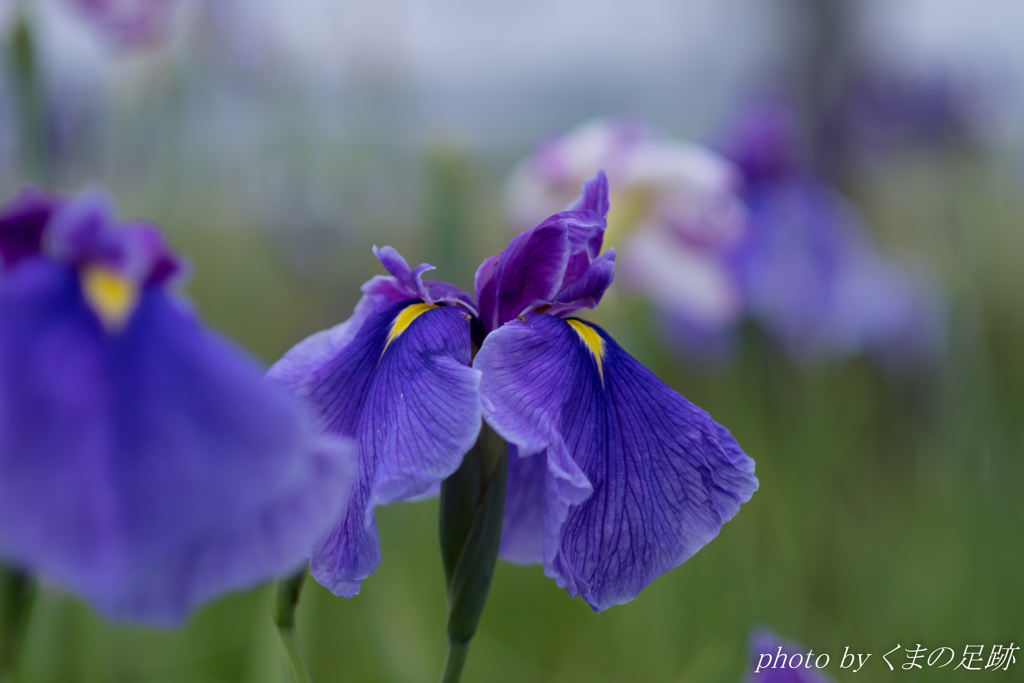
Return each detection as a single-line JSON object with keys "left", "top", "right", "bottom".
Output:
{"left": 721, "top": 99, "right": 944, "bottom": 365}
{"left": 0, "top": 188, "right": 355, "bottom": 625}
{"left": 821, "top": 71, "right": 983, "bottom": 167}
{"left": 476, "top": 172, "right": 757, "bottom": 610}
{"left": 267, "top": 246, "right": 483, "bottom": 597}
{"left": 272, "top": 171, "right": 758, "bottom": 611}
{"left": 746, "top": 629, "right": 836, "bottom": 682}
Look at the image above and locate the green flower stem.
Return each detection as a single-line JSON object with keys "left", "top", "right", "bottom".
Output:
{"left": 273, "top": 569, "right": 313, "bottom": 683}
{"left": 4, "top": 5, "right": 48, "bottom": 183}
{"left": 0, "top": 565, "right": 35, "bottom": 683}
{"left": 439, "top": 639, "right": 469, "bottom": 683}
{"left": 438, "top": 422, "right": 509, "bottom": 683}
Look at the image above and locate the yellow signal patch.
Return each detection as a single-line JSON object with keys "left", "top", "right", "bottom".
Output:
{"left": 81, "top": 266, "right": 139, "bottom": 332}
{"left": 566, "top": 319, "right": 606, "bottom": 386}
{"left": 382, "top": 302, "right": 437, "bottom": 356}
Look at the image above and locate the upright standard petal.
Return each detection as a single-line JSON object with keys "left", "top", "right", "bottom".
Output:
{"left": 476, "top": 313, "right": 757, "bottom": 611}
{"left": 0, "top": 258, "right": 354, "bottom": 624}
{"left": 477, "top": 172, "right": 614, "bottom": 332}
{"left": 268, "top": 291, "right": 481, "bottom": 597}
{"left": 367, "top": 245, "right": 477, "bottom": 313}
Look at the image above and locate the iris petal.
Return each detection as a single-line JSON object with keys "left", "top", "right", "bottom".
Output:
{"left": 498, "top": 444, "right": 546, "bottom": 565}
{"left": 0, "top": 189, "right": 54, "bottom": 270}
{"left": 268, "top": 298, "right": 481, "bottom": 597}
{"left": 476, "top": 313, "right": 757, "bottom": 610}
{"left": 368, "top": 245, "right": 477, "bottom": 313}
{"left": 478, "top": 225, "right": 570, "bottom": 332}
{"left": 477, "top": 172, "right": 614, "bottom": 332}
{"left": 0, "top": 260, "right": 354, "bottom": 624}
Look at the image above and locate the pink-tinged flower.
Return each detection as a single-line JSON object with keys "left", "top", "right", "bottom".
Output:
{"left": 504, "top": 118, "right": 749, "bottom": 357}
{"left": 62, "top": 0, "right": 177, "bottom": 48}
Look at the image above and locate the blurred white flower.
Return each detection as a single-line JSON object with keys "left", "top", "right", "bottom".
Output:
{"left": 504, "top": 117, "right": 748, "bottom": 354}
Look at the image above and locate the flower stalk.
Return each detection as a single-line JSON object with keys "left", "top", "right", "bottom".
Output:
{"left": 273, "top": 569, "right": 313, "bottom": 683}
{"left": 4, "top": 7, "right": 48, "bottom": 182}
{"left": 0, "top": 565, "right": 35, "bottom": 683}
{"left": 438, "top": 422, "right": 508, "bottom": 683}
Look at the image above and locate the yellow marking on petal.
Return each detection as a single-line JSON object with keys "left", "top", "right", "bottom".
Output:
{"left": 566, "top": 318, "right": 606, "bottom": 386}
{"left": 81, "top": 266, "right": 139, "bottom": 332}
{"left": 382, "top": 302, "right": 437, "bottom": 357}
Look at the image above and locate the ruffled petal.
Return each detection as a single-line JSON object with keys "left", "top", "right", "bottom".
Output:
{"left": 369, "top": 245, "right": 477, "bottom": 313}
{"left": 268, "top": 298, "right": 481, "bottom": 597}
{"left": 0, "top": 260, "right": 355, "bottom": 624}
{"left": 476, "top": 313, "right": 757, "bottom": 611}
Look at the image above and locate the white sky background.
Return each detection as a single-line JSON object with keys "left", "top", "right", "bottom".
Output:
{"left": 17, "top": 0, "right": 1024, "bottom": 150}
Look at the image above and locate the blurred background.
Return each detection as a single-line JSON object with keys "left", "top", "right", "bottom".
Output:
{"left": 1, "top": 0, "right": 1022, "bottom": 681}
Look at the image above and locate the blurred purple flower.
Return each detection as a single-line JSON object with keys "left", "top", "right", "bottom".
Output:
{"left": 504, "top": 118, "right": 749, "bottom": 358}
{"left": 0, "top": 188, "right": 355, "bottom": 625}
{"left": 746, "top": 629, "right": 836, "bottom": 682}
{"left": 721, "top": 99, "right": 945, "bottom": 365}
{"left": 822, "top": 71, "right": 983, "bottom": 165}
{"left": 273, "top": 172, "right": 757, "bottom": 610}
{"left": 62, "top": 0, "right": 177, "bottom": 47}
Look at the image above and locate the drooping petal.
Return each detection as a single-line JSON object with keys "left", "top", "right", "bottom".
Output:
{"left": 498, "top": 444, "right": 547, "bottom": 565}
{"left": 268, "top": 297, "right": 481, "bottom": 597}
{"left": 476, "top": 313, "right": 757, "bottom": 611}
{"left": 0, "top": 259, "right": 355, "bottom": 624}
